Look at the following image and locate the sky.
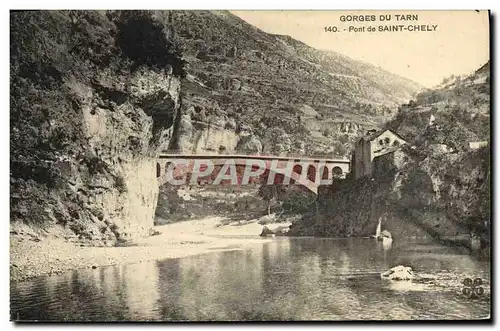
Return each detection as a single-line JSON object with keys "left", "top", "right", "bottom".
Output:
{"left": 231, "top": 10, "right": 490, "bottom": 88}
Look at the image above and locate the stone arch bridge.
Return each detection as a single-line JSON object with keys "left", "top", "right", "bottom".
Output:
{"left": 156, "top": 154, "right": 350, "bottom": 195}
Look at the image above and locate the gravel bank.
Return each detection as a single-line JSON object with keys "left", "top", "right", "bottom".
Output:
{"left": 10, "top": 217, "right": 275, "bottom": 282}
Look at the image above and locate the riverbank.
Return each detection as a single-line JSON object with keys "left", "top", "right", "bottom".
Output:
{"left": 10, "top": 217, "right": 280, "bottom": 282}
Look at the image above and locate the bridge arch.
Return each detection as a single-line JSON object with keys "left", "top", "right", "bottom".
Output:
{"left": 156, "top": 154, "right": 351, "bottom": 194}
{"left": 165, "top": 161, "right": 173, "bottom": 175}
{"left": 274, "top": 172, "right": 285, "bottom": 185}
{"left": 332, "top": 166, "right": 343, "bottom": 178}
{"left": 319, "top": 165, "right": 330, "bottom": 180}
{"left": 293, "top": 164, "right": 303, "bottom": 174}
{"left": 291, "top": 164, "right": 303, "bottom": 184}
{"left": 307, "top": 164, "right": 316, "bottom": 182}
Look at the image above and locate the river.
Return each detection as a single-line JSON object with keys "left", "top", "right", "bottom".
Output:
{"left": 10, "top": 237, "right": 490, "bottom": 321}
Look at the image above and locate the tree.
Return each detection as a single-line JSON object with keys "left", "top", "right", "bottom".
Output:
{"left": 258, "top": 184, "right": 286, "bottom": 216}
{"left": 332, "top": 141, "right": 347, "bottom": 157}
{"left": 431, "top": 105, "right": 479, "bottom": 152}
{"left": 338, "top": 134, "right": 350, "bottom": 144}
{"left": 261, "top": 127, "right": 292, "bottom": 156}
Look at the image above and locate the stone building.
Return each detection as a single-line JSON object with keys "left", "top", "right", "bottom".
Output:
{"left": 352, "top": 129, "right": 406, "bottom": 179}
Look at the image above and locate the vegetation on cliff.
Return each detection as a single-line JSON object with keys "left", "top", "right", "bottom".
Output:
{"left": 291, "top": 62, "right": 490, "bottom": 249}
{"left": 161, "top": 10, "right": 422, "bottom": 157}
{"left": 386, "top": 61, "right": 489, "bottom": 149}
{"left": 11, "top": 11, "right": 185, "bottom": 242}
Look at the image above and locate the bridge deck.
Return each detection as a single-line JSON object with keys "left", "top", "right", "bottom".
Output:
{"left": 158, "top": 153, "right": 350, "bottom": 164}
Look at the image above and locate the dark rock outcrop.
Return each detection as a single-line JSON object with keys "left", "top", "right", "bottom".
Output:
{"left": 289, "top": 64, "right": 490, "bottom": 248}
{"left": 10, "top": 11, "right": 185, "bottom": 243}
{"left": 259, "top": 226, "right": 274, "bottom": 237}
{"left": 288, "top": 145, "right": 490, "bottom": 245}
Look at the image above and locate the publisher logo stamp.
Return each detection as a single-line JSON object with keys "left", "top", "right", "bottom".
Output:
{"left": 462, "top": 278, "right": 485, "bottom": 298}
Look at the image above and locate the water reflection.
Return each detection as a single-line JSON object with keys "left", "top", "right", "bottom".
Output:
{"left": 11, "top": 238, "right": 490, "bottom": 321}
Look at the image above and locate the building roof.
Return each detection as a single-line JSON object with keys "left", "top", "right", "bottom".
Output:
{"left": 357, "top": 129, "right": 406, "bottom": 144}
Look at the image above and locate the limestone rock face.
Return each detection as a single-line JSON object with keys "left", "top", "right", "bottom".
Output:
{"left": 176, "top": 113, "right": 195, "bottom": 152}
{"left": 162, "top": 11, "right": 423, "bottom": 157}
{"left": 10, "top": 11, "right": 184, "bottom": 243}
{"left": 337, "top": 122, "right": 363, "bottom": 135}
{"left": 236, "top": 135, "right": 263, "bottom": 155}
{"left": 289, "top": 147, "right": 490, "bottom": 244}
{"left": 192, "top": 127, "right": 240, "bottom": 154}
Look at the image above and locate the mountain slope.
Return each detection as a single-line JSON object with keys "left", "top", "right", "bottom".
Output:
{"left": 290, "top": 62, "right": 490, "bottom": 247}
{"left": 158, "top": 10, "right": 423, "bottom": 157}
{"left": 386, "top": 61, "right": 490, "bottom": 149}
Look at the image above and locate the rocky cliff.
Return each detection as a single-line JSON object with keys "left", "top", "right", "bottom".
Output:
{"left": 10, "top": 11, "right": 184, "bottom": 243}
{"left": 9, "top": 10, "right": 426, "bottom": 242}
{"left": 290, "top": 62, "right": 490, "bottom": 250}
{"left": 292, "top": 146, "right": 490, "bottom": 243}
{"left": 162, "top": 10, "right": 423, "bottom": 157}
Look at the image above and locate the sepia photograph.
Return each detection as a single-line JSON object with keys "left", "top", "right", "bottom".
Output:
{"left": 9, "top": 9, "right": 491, "bottom": 322}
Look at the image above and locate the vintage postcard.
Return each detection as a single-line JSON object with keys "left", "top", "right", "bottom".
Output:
{"left": 10, "top": 10, "right": 490, "bottom": 322}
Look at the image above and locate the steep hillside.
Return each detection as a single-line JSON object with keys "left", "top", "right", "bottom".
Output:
{"left": 386, "top": 61, "right": 490, "bottom": 147}
{"left": 9, "top": 10, "right": 423, "bottom": 243}
{"left": 290, "top": 62, "right": 490, "bottom": 251}
{"left": 10, "top": 11, "right": 184, "bottom": 243}
{"left": 160, "top": 10, "right": 423, "bottom": 157}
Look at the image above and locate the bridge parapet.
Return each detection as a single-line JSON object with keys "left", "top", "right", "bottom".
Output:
{"left": 156, "top": 154, "right": 350, "bottom": 194}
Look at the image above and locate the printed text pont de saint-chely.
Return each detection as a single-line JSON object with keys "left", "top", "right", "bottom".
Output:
{"left": 324, "top": 14, "right": 438, "bottom": 33}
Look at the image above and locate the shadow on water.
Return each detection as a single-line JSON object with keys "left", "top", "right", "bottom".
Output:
{"left": 11, "top": 238, "right": 490, "bottom": 321}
